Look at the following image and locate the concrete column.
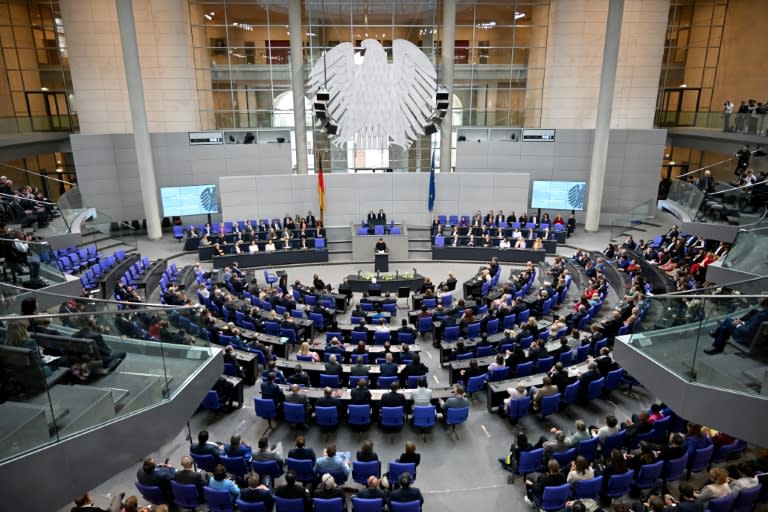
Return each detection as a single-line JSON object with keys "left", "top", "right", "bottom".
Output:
{"left": 289, "top": 0, "right": 308, "bottom": 174}
{"left": 116, "top": 0, "right": 162, "bottom": 239}
{"left": 584, "top": 0, "right": 624, "bottom": 232}
{"left": 439, "top": 0, "right": 456, "bottom": 173}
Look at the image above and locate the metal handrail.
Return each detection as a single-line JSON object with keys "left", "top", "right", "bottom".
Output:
{"left": 676, "top": 157, "right": 733, "bottom": 179}
{"left": 0, "top": 161, "right": 75, "bottom": 186}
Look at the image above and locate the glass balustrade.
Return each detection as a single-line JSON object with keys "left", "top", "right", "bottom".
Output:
{"left": 0, "top": 293, "right": 214, "bottom": 463}
{"left": 0, "top": 239, "right": 67, "bottom": 289}
{"left": 655, "top": 111, "right": 768, "bottom": 136}
{"left": 608, "top": 200, "right": 656, "bottom": 244}
{"left": 624, "top": 294, "right": 768, "bottom": 398}
{"left": 55, "top": 187, "right": 137, "bottom": 251}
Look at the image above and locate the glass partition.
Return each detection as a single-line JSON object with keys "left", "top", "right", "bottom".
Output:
{"left": 54, "top": 187, "right": 137, "bottom": 251}
{"left": 609, "top": 200, "right": 656, "bottom": 245}
{"left": 0, "top": 297, "right": 214, "bottom": 463}
{"left": 626, "top": 294, "right": 768, "bottom": 397}
{"left": 664, "top": 179, "right": 706, "bottom": 220}
{"left": 721, "top": 229, "right": 768, "bottom": 276}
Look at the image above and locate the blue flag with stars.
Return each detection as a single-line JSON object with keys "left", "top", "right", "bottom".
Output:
{"left": 428, "top": 151, "right": 436, "bottom": 212}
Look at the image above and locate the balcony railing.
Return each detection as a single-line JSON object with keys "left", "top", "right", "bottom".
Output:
{"left": 626, "top": 294, "right": 768, "bottom": 398}
{"left": 0, "top": 290, "right": 214, "bottom": 463}
{"left": 656, "top": 111, "right": 768, "bottom": 135}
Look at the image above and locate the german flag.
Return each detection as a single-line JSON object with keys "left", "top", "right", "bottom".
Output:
{"left": 317, "top": 156, "right": 326, "bottom": 222}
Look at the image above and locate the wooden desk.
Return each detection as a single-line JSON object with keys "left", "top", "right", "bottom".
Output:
{"left": 274, "top": 358, "right": 407, "bottom": 387}
{"left": 485, "top": 361, "right": 591, "bottom": 412}
{"left": 277, "top": 384, "right": 455, "bottom": 404}
{"left": 233, "top": 349, "right": 257, "bottom": 386}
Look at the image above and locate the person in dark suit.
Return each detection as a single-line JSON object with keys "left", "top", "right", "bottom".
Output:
{"left": 314, "top": 473, "right": 347, "bottom": 510}
{"left": 356, "top": 440, "right": 379, "bottom": 462}
{"left": 190, "top": 430, "right": 224, "bottom": 462}
{"left": 389, "top": 473, "right": 423, "bottom": 508}
{"left": 366, "top": 210, "right": 376, "bottom": 227}
{"left": 350, "top": 378, "right": 373, "bottom": 406}
{"left": 287, "top": 435, "right": 317, "bottom": 464}
{"left": 376, "top": 209, "right": 387, "bottom": 225}
{"left": 324, "top": 354, "right": 343, "bottom": 376}
{"left": 261, "top": 372, "right": 285, "bottom": 405}
{"left": 358, "top": 476, "right": 389, "bottom": 504}
{"left": 397, "top": 319, "right": 416, "bottom": 342}
{"left": 402, "top": 354, "right": 428, "bottom": 384}
{"left": 240, "top": 474, "right": 273, "bottom": 510}
{"left": 315, "top": 387, "right": 343, "bottom": 419}
{"left": 379, "top": 353, "right": 398, "bottom": 377}
{"left": 173, "top": 455, "right": 208, "bottom": 502}
{"left": 594, "top": 347, "right": 615, "bottom": 377}
{"left": 375, "top": 238, "right": 387, "bottom": 252}
{"left": 576, "top": 362, "right": 601, "bottom": 404}
{"left": 73, "top": 318, "right": 126, "bottom": 371}
{"left": 524, "top": 459, "right": 566, "bottom": 506}
{"left": 350, "top": 356, "right": 370, "bottom": 379}
{"left": 705, "top": 297, "right": 768, "bottom": 354}
{"left": 306, "top": 211, "right": 316, "bottom": 227}
{"left": 381, "top": 381, "right": 407, "bottom": 408}
{"left": 137, "top": 457, "right": 176, "bottom": 499}
{"left": 287, "top": 364, "right": 310, "bottom": 386}
{"left": 275, "top": 471, "right": 310, "bottom": 507}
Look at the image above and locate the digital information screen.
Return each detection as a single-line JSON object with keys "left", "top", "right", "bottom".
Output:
{"left": 530, "top": 181, "right": 586, "bottom": 211}
{"left": 160, "top": 185, "right": 219, "bottom": 216}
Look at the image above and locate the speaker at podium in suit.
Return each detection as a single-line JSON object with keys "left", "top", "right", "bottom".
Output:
{"left": 374, "top": 238, "right": 388, "bottom": 272}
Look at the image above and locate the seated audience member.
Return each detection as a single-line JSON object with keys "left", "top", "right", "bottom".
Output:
{"left": 567, "top": 455, "right": 595, "bottom": 484}
{"left": 287, "top": 435, "right": 317, "bottom": 464}
{"left": 530, "top": 376, "right": 559, "bottom": 412}
{"left": 685, "top": 423, "right": 713, "bottom": 457}
{"left": 389, "top": 474, "right": 424, "bottom": 509}
{"left": 261, "top": 372, "right": 285, "bottom": 406}
{"left": 208, "top": 463, "right": 240, "bottom": 500}
{"left": 324, "top": 354, "right": 343, "bottom": 376}
{"left": 503, "top": 382, "right": 529, "bottom": 414}
{"left": 590, "top": 415, "right": 620, "bottom": 443}
{"left": 694, "top": 467, "right": 731, "bottom": 507}
{"left": 137, "top": 457, "right": 176, "bottom": 498}
{"left": 226, "top": 434, "right": 252, "bottom": 459}
{"left": 411, "top": 377, "right": 433, "bottom": 406}
{"left": 381, "top": 381, "right": 407, "bottom": 409}
{"left": 537, "top": 429, "right": 568, "bottom": 461}
{"left": 253, "top": 436, "right": 284, "bottom": 471}
{"left": 524, "top": 459, "right": 566, "bottom": 507}
{"left": 191, "top": 430, "right": 224, "bottom": 461}
{"left": 438, "top": 384, "right": 470, "bottom": 421}
{"left": 70, "top": 492, "right": 121, "bottom": 512}
{"left": 676, "top": 483, "right": 704, "bottom": 512}
{"left": 315, "top": 444, "right": 351, "bottom": 477}
{"left": 287, "top": 364, "right": 310, "bottom": 387}
{"left": 565, "top": 420, "right": 591, "bottom": 446}
{"left": 275, "top": 471, "right": 310, "bottom": 507}
{"left": 729, "top": 462, "right": 760, "bottom": 493}
{"left": 314, "top": 473, "right": 347, "bottom": 510}
{"left": 379, "top": 353, "right": 399, "bottom": 377}
{"left": 315, "top": 386, "right": 342, "bottom": 417}
{"left": 285, "top": 383, "right": 311, "bottom": 414}
{"left": 356, "top": 440, "right": 379, "bottom": 462}
{"left": 240, "top": 474, "right": 273, "bottom": 510}
{"left": 350, "top": 378, "right": 373, "bottom": 407}
{"left": 174, "top": 455, "right": 208, "bottom": 502}
{"left": 704, "top": 297, "right": 768, "bottom": 354}
{"left": 397, "top": 441, "right": 421, "bottom": 467}
{"left": 358, "top": 476, "right": 389, "bottom": 504}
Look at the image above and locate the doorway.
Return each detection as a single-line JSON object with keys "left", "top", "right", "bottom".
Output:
{"left": 657, "top": 87, "right": 701, "bottom": 127}
{"left": 24, "top": 91, "right": 72, "bottom": 131}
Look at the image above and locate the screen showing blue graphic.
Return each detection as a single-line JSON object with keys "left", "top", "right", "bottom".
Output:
{"left": 531, "top": 181, "right": 586, "bottom": 211}
{"left": 160, "top": 185, "right": 219, "bottom": 216}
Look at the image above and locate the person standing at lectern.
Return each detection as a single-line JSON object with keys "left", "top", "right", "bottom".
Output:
{"left": 375, "top": 238, "right": 387, "bottom": 253}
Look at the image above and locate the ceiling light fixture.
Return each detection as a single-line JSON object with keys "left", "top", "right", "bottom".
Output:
{"left": 515, "top": 12, "right": 526, "bottom": 20}
{"left": 475, "top": 21, "right": 496, "bottom": 29}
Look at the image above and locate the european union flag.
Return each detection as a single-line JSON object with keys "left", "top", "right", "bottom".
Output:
{"left": 428, "top": 151, "right": 436, "bottom": 212}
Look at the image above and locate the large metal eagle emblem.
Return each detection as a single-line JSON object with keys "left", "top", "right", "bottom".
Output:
{"left": 308, "top": 39, "right": 437, "bottom": 149}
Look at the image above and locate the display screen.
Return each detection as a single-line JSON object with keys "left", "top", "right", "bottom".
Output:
{"left": 160, "top": 185, "right": 219, "bottom": 216}
{"left": 531, "top": 181, "right": 586, "bottom": 211}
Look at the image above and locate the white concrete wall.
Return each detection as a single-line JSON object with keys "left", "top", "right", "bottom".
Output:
{"left": 219, "top": 173, "right": 531, "bottom": 228}
{"left": 60, "top": 0, "right": 200, "bottom": 134}
{"left": 541, "top": 0, "right": 670, "bottom": 130}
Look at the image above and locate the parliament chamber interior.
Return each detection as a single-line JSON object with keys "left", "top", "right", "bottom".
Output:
{"left": 0, "top": 1, "right": 767, "bottom": 512}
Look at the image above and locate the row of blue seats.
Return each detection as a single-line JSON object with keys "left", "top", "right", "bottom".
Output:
{"left": 254, "top": 399, "right": 469, "bottom": 441}
{"left": 49, "top": 244, "right": 106, "bottom": 275}
{"left": 518, "top": 435, "right": 754, "bottom": 512}
{"left": 77, "top": 250, "right": 127, "bottom": 292}
{"left": 356, "top": 224, "right": 402, "bottom": 236}
{"left": 436, "top": 214, "right": 565, "bottom": 230}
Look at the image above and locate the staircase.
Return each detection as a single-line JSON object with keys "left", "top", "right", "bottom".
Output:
{"left": 407, "top": 225, "right": 433, "bottom": 260}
